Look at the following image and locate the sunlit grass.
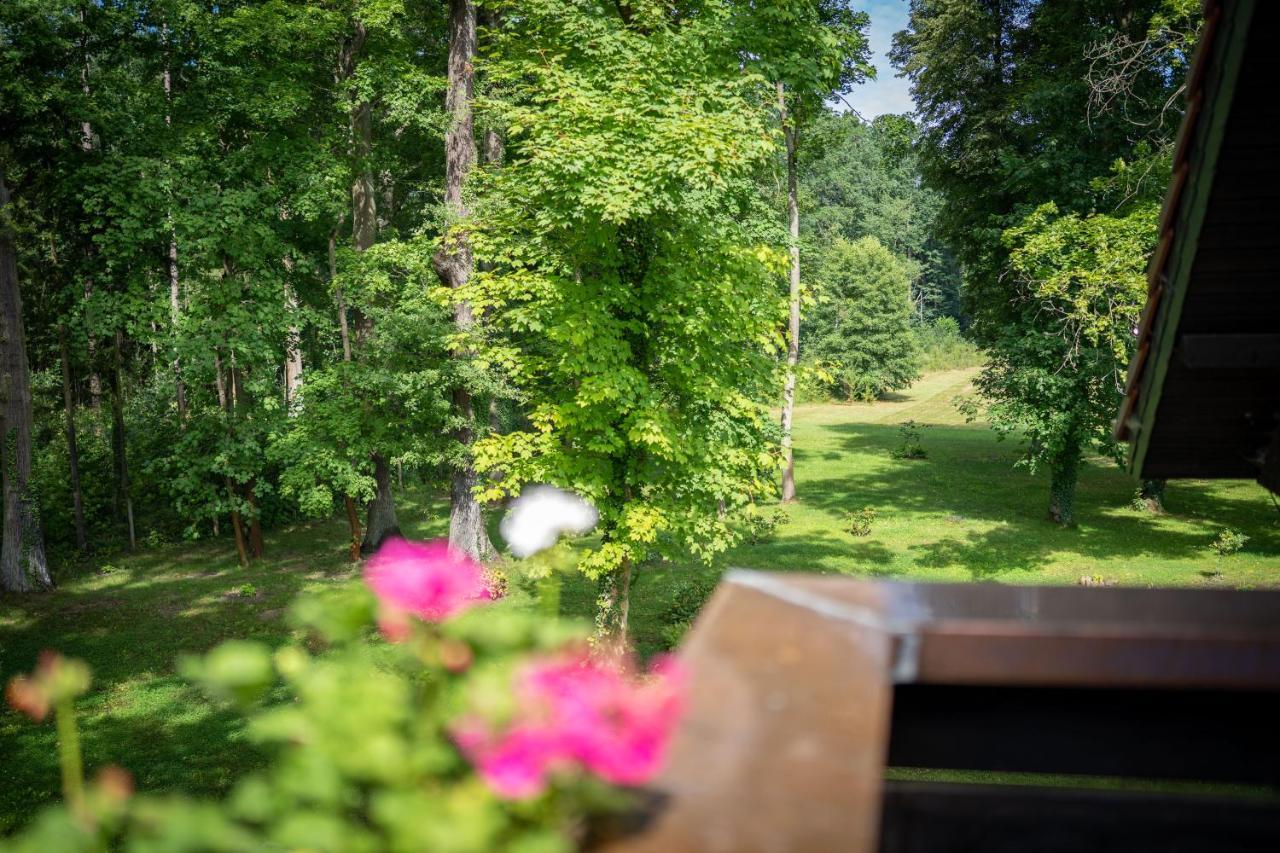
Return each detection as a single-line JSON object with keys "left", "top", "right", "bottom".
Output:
{"left": 3, "top": 367, "right": 1278, "bottom": 831}
{"left": 563, "top": 367, "right": 1280, "bottom": 654}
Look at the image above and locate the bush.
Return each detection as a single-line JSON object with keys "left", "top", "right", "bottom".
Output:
{"left": 890, "top": 420, "right": 929, "bottom": 460}
{"left": 1210, "top": 528, "right": 1249, "bottom": 556}
{"left": 658, "top": 573, "right": 722, "bottom": 650}
{"left": 743, "top": 506, "right": 788, "bottom": 544}
{"left": 913, "top": 316, "right": 983, "bottom": 372}
{"left": 845, "top": 507, "right": 877, "bottom": 537}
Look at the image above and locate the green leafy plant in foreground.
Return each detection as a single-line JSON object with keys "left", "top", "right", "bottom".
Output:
{"left": 1, "top": 545, "right": 681, "bottom": 853}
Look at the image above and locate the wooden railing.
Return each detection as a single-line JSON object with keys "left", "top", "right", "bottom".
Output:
{"left": 603, "top": 573, "right": 1280, "bottom": 852}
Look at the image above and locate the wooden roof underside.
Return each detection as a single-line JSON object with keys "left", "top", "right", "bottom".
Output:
{"left": 1117, "top": 0, "right": 1280, "bottom": 490}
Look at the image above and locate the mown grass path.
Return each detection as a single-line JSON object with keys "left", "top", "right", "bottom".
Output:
{"left": 3, "top": 369, "right": 1278, "bottom": 831}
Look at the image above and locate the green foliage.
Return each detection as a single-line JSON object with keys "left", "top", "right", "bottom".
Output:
{"left": 890, "top": 420, "right": 928, "bottom": 460}
{"left": 913, "top": 317, "right": 982, "bottom": 372}
{"left": 800, "top": 112, "right": 961, "bottom": 321}
{"left": 656, "top": 571, "right": 722, "bottom": 650}
{"left": 806, "top": 236, "right": 919, "bottom": 401}
{"left": 470, "top": 0, "right": 788, "bottom": 581}
{"left": 844, "top": 506, "right": 876, "bottom": 537}
{"left": 1210, "top": 529, "right": 1249, "bottom": 557}
{"left": 2, "top": 581, "right": 628, "bottom": 853}
{"left": 972, "top": 201, "right": 1157, "bottom": 491}
{"left": 743, "top": 506, "right": 789, "bottom": 545}
{"left": 270, "top": 265, "right": 456, "bottom": 519}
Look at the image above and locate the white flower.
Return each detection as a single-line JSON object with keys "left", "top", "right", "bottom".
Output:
{"left": 500, "top": 485, "right": 599, "bottom": 558}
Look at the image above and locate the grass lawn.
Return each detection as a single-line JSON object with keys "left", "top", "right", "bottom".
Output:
{"left": 3, "top": 367, "right": 1278, "bottom": 832}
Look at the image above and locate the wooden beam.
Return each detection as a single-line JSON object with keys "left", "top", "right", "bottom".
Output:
{"left": 879, "top": 781, "right": 1280, "bottom": 853}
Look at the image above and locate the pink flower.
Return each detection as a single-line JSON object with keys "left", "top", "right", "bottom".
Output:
{"left": 454, "top": 650, "right": 685, "bottom": 799}
{"left": 453, "top": 722, "right": 562, "bottom": 800}
{"left": 364, "top": 538, "right": 495, "bottom": 633}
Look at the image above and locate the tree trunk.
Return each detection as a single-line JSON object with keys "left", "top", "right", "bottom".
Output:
{"left": 778, "top": 82, "right": 801, "bottom": 503}
{"left": 330, "top": 226, "right": 360, "bottom": 558}
{"left": 360, "top": 452, "right": 401, "bottom": 554}
{"left": 595, "top": 556, "right": 633, "bottom": 657}
{"left": 340, "top": 20, "right": 402, "bottom": 547}
{"left": 59, "top": 324, "right": 89, "bottom": 551}
{"left": 80, "top": 25, "right": 103, "bottom": 416}
{"left": 435, "top": 0, "right": 495, "bottom": 561}
{"left": 167, "top": 221, "right": 185, "bottom": 425}
{"left": 330, "top": 229, "right": 352, "bottom": 363}
{"left": 164, "top": 46, "right": 187, "bottom": 424}
{"left": 1048, "top": 438, "right": 1082, "bottom": 528}
{"left": 214, "top": 348, "right": 250, "bottom": 567}
{"left": 343, "top": 495, "right": 362, "bottom": 561}
{"left": 111, "top": 329, "right": 136, "bottom": 551}
{"left": 245, "top": 482, "right": 264, "bottom": 558}
{"left": 84, "top": 280, "right": 102, "bottom": 413}
{"left": 0, "top": 169, "right": 52, "bottom": 592}
{"left": 1137, "top": 478, "right": 1166, "bottom": 514}
{"left": 283, "top": 279, "right": 303, "bottom": 411}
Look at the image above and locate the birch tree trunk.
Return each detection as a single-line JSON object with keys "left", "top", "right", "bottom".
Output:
{"left": 164, "top": 38, "right": 187, "bottom": 424}
{"left": 59, "top": 324, "right": 89, "bottom": 552}
{"left": 778, "top": 83, "right": 801, "bottom": 503}
{"left": 435, "top": 0, "right": 495, "bottom": 561}
{"left": 80, "top": 20, "right": 103, "bottom": 414}
{"left": 282, "top": 248, "right": 303, "bottom": 412}
{"left": 0, "top": 168, "right": 52, "bottom": 592}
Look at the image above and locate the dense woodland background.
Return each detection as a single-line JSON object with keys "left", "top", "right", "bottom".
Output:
{"left": 2, "top": 0, "right": 1198, "bottom": 604}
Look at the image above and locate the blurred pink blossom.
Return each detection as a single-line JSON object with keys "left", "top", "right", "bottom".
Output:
{"left": 454, "top": 650, "right": 685, "bottom": 799}
{"left": 364, "top": 538, "right": 495, "bottom": 633}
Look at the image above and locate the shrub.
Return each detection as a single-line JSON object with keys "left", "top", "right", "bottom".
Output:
{"left": 658, "top": 573, "right": 722, "bottom": 650}
{"left": 1210, "top": 528, "right": 1249, "bottom": 556}
{"left": 846, "top": 507, "right": 876, "bottom": 537}
{"left": 807, "top": 236, "right": 920, "bottom": 401}
{"left": 890, "top": 420, "right": 929, "bottom": 460}
{"left": 913, "top": 316, "right": 983, "bottom": 372}
{"left": 743, "top": 506, "right": 788, "bottom": 545}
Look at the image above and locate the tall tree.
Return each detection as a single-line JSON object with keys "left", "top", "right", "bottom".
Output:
{"left": 731, "top": 0, "right": 871, "bottom": 502}
{"left": 895, "top": 0, "right": 1197, "bottom": 523}
{"left": 473, "top": 0, "right": 795, "bottom": 647}
{"left": 339, "top": 14, "right": 402, "bottom": 554}
{"left": 1, "top": 167, "right": 52, "bottom": 592}
{"left": 433, "top": 0, "right": 495, "bottom": 561}
{"left": 808, "top": 235, "right": 919, "bottom": 401}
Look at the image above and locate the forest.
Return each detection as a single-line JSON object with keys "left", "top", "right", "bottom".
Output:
{"left": 2, "top": 0, "right": 1193, "bottom": 587}
{"left": 0, "top": 0, "right": 1245, "bottom": 848}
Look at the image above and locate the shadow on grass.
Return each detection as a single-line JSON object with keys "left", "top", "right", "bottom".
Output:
{"left": 781, "top": 420, "right": 1278, "bottom": 581}
{"left": 0, "top": 487, "right": 457, "bottom": 834}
